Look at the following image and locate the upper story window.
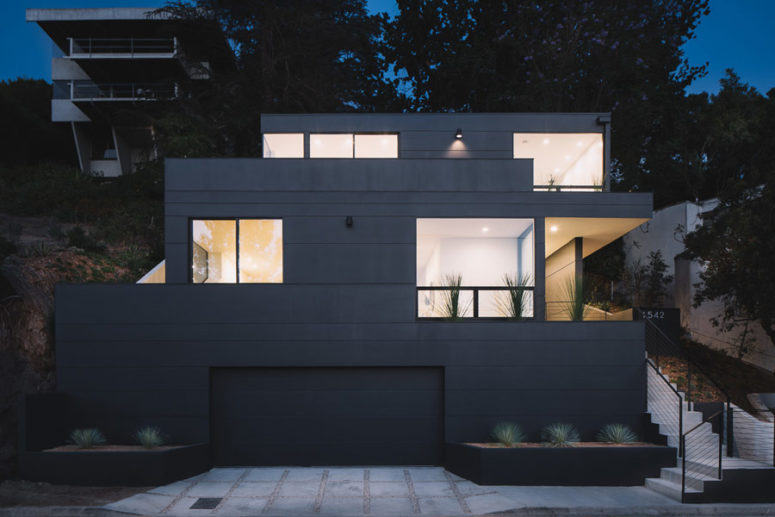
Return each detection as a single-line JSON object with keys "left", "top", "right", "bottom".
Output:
{"left": 263, "top": 133, "right": 303, "bottom": 158}
{"left": 263, "top": 132, "right": 399, "bottom": 158}
{"left": 311, "top": 133, "right": 353, "bottom": 158}
{"left": 514, "top": 133, "right": 603, "bottom": 191}
{"left": 192, "top": 219, "right": 283, "bottom": 283}
{"left": 354, "top": 134, "right": 398, "bottom": 158}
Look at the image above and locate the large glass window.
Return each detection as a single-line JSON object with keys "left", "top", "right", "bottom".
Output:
{"left": 354, "top": 134, "right": 398, "bottom": 158}
{"left": 514, "top": 133, "right": 603, "bottom": 191}
{"left": 416, "top": 219, "right": 534, "bottom": 318}
{"left": 310, "top": 133, "right": 354, "bottom": 158}
{"left": 263, "top": 133, "right": 303, "bottom": 158}
{"left": 192, "top": 219, "right": 283, "bottom": 283}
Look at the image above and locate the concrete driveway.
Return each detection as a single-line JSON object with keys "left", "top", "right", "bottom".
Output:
{"left": 102, "top": 466, "right": 687, "bottom": 516}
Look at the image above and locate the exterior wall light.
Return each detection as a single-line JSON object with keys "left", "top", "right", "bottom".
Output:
{"left": 455, "top": 128, "right": 463, "bottom": 139}
{"left": 345, "top": 216, "right": 353, "bottom": 228}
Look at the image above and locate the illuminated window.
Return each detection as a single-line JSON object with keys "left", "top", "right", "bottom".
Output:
{"left": 263, "top": 133, "right": 303, "bottom": 158}
{"left": 416, "top": 218, "right": 534, "bottom": 318}
{"left": 310, "top": 133, "right": 353, "bottom": 158}
{"left": 354, "top": 134, "right": 398, "bottom": 158}
{"left": 192, "top": 219, "right": 283, "bottom": 283}
{"left": 514, "top": 133, "right": 603, "bottom": 191}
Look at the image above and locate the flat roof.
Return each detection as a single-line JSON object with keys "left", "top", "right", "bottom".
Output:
{"left": 26, "top": 8, "right": 169, "bottom": 22}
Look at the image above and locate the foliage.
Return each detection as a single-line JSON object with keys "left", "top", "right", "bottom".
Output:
{"left": 623, "top": 250, "right": 673, "bottom": 307}
{"left": 135, "top": 426, "right": 166, "bottom": 449}
{"left": 0, "top": 161, "right": 164, "bottom": 274}
{"left": 154, "top": 0, "right": 399, "bottom": 158}
{"left": 68, "top": 428, "right": 107, "bottom": 449}
{"left": 385, "top": 0, "right": 709, "bottom": 206}
{"left": 682, "top": 184, "right": 775, "bottom": 351}
{"left": 491, "top": 422, "right": 525, "bottom": 447}
{"left": 679, "top": 73, "right": 775, "bottom": 355}
{"left": 496, "top": 274, "right": 532, "bottom": 320}
{"left": 596, "top": 424, "right": 638, "bottom": 444}
{"left": 0, "top": 79, "right": 75, "bottom": 167}
{"left": 440, "top": 273, "right": 469, "bottom": 320}
{"left": 66, "top": 226, "right": 106, "bottom": 254}
{"left": 561, "top": 275, "right": 590, "bottom": 321}
{"left": 584, "top": 238, "right": 626, "bottom": 311}
{"left": 541, "top": 423, "right": 580, "bottom": 448}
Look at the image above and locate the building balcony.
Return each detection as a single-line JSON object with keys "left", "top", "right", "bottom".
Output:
{"left": 70, "top": 81, "right": 178, "bottom": 101}
{"left": 67, "top": 37, "right": 177, "bottom": 59}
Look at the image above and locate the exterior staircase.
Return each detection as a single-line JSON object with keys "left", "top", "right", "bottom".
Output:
{"left": 644, "top": 360, "right": 775, "bottom": 503}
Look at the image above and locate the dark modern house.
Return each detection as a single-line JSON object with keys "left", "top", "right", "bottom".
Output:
{"left": 43, "top": 112, "right": 649, "bottom": 460}
{"left": 21, "top": 112, "right": 775, "bottom": 501}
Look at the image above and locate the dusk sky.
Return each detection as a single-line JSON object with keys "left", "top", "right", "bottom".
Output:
{"left": 2, "top": 0, "right": 773, "bottom": 96}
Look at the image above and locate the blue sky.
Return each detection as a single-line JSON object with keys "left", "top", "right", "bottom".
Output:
{"left": 2, "top": 0, "right": 773, "bottom": 95}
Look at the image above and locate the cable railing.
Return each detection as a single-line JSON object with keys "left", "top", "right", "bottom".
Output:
{"left": 533, "top": 184, "right": 604, "bottom": 192}
{"left": 416, "top": 286, "right": 534, "bottom": 319}
{"left": 70, "top": 81, "right": 177, "bottom": 100}
{"left": 681, "top": 410, "right": 724, "bottom": 500}
{"left": 69, "top": 37, "right": 177, "bottom": 57}
{"left": 730, "top": 407, "right": 775, "bottom": 466}
{"left": 645, "top": 320, "right": 732, "bottom": 431}
{"left": 646, "top": 360, "right": 684, "bottom": 453}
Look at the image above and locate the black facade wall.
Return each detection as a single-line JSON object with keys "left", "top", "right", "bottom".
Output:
{"left": 56, "top": 284, "right": 646, "bottom": 447}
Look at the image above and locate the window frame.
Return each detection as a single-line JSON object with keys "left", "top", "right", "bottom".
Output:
{"left": 189, "top": 217, "right": 284, "bottom": 284}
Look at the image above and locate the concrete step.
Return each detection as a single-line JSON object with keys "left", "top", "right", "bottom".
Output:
{"left": 660, "top": 466, "right": 715, "bottom": 492}
{"left": 645, "top": 476, "right": 700, "bottom": 501}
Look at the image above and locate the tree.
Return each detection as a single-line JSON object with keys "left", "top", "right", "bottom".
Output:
{"left": 0, "top": 79, "right": 75, "bottom": 167}
{"left": 154, "top": 0, "right": 399, "bottom": 157}
{"left": 385, "top": 0, "right": 709, "bottom": 205}
{"left": 682, "top": 80, "right": 775, "bottom": 348}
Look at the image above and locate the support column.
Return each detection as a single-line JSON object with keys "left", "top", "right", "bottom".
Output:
{"left": 534, "top": 218, "right": 546, "bottom": 321}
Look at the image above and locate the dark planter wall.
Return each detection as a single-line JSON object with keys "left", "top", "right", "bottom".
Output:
{"left": 56, "top": 284, "right": 646, "bottom": 448}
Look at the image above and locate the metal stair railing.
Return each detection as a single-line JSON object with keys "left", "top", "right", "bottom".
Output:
{"left": 646, "top": 359, "right": 684, "bottom": 455}
{"left": 644, "top": 319, "right": 733, "bottom": 456}
{"left": 681, "top": 410, "right": 723, "bottom": 502}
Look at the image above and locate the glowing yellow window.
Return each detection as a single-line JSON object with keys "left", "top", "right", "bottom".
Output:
{"left": 192, "top": 219, "right": 283, "bottom": 284}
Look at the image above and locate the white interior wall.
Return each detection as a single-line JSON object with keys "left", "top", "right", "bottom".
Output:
{"left": 435, "top": 238, "right": 517, "bottom": 285}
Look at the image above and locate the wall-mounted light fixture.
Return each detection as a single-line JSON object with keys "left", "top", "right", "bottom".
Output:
{"left": 345, "top": 216, "right": 353, "bottom": 228}
{"left": 455, "top": 128, "right": 463, "bottom": 139}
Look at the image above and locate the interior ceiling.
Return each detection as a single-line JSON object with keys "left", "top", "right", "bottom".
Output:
{"left": 417, "top": 218, "right": 533, "bottom": 238}
{"left": 514, "top": 133, "right": 601, "bottom": 180}
{"left": 545, "top": 217, "right": 648, "bottom": 258}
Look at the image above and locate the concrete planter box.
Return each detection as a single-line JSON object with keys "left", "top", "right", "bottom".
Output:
{"left": 445, "top": 443, "right": 677, "bottom": 486}
{"left": 20, "top": 443, "right": 209, "bottom": 486}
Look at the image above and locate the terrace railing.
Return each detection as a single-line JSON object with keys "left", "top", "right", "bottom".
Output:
{"left": 69, "top": 37, "right": 177, "bottom": 57}
{"left": 70, "top": 81, "right": 178, "bottom": 100}
{"left": 416, "top": 286, "right": 534, "bottom": 319}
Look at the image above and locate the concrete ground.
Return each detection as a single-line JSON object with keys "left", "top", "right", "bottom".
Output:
{"left": 97, "top": 466, "right": 756, "bottom": 517}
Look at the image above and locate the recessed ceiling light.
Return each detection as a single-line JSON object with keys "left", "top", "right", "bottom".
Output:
{"left": 543, "top": 138, "right": 550, "bottom": 144}
{"left": 577, "top": 141, "right": 584, "bottom": 147}
{"left": 550, "top": 225, "right": 558, "bottom": 232}
{"left": 482, "top": 227, "right": 489, "bottom": 233}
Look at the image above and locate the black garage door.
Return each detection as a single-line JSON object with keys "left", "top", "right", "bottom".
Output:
{"left": 211, "top": 367, "right": 443, "bottom": 466}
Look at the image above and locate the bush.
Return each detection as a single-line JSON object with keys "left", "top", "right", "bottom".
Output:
{"left": 491, "top": 422, "right": 525, "bottom": 447}
{"left": 66, "top": 226, "right": 105, "bottom": 253}
{"left": 541, "top": 423, "right": 580, "bottom": 448}
{"left": 69, "top": 428, "right": 107, "bottom": 449}
{"left": 596, "top": 423, "right": 638, "bottom": 444}
{"left": 135, "top": 426, "right": 165, "bottom": 449}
